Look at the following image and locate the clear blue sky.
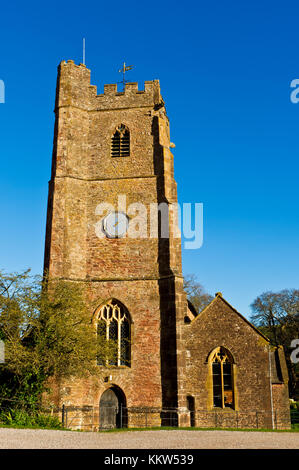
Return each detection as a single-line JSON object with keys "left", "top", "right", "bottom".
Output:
{"left": 0, "top": 0, "right": 299, "bottom": 319}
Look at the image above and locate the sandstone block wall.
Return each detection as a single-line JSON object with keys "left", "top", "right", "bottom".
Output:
{"left": 182, "top": 294, "right": 290, "bottom": 428}
{"left": 44, "top": 60, "right": 186, "bottom": 418}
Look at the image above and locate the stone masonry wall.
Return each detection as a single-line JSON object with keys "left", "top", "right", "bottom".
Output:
{"left": 43, "top": 60, "right": 186, "bottom": 422}
{"left": 183, "top": 294, "right": 290, "bottom": 428}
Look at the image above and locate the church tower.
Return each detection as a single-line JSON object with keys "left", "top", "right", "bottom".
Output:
{"left": 44, "top": 60, "right": 188, "bottom": 428}
{"left": 44, "top": 60, "right": 291, "bottom": 430}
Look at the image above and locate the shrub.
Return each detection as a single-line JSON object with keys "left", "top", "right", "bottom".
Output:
{"left": 290, "top": 401, "right": 299, "bottom": 411}
{"left": 0, "top": 409, "right": 62, "bottom": 429}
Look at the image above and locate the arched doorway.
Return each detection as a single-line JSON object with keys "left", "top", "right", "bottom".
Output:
{"left": 99, "top": 386, "right": 127, "bottom": 429}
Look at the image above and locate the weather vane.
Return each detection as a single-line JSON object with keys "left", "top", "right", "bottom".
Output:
{"left": 118, "top": 62, "right": 134, "bottom": 91}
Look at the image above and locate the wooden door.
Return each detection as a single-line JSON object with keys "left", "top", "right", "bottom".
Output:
{"left": 99, "top": 388, "right": 119, "bottom": 429}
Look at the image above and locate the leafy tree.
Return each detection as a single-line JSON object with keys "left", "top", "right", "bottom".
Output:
{"left": 0, "top": 270, "right": 117, "bottom": 411}
{"left": 250, "top": 289, "right": 299, "bottom": 398}
{"left": 184, "top": 274, "right": 213, "bottom": 314}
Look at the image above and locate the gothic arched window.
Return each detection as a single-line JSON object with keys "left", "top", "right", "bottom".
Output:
{"left": 210, "top": 347, "right": 235, "bottom": 409}
{"left": 97, "top": 300, "right": 131, "bottom": 367}
{"left": 111, "top": 125, "right": 130, "bottom": 157}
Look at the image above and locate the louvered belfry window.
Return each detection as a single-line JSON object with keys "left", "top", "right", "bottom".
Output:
{"left": 111, "top": 125, "right": 130, "bottom": 157}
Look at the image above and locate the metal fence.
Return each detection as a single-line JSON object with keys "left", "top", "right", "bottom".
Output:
{"left": 0, "top": 395, "right": 293, "bottom": 431}
{"left": 291, "top": 409, "right": 299, "bottom": 426}
{"left": 57, "top": 405, "right": 292, "bottom": 431}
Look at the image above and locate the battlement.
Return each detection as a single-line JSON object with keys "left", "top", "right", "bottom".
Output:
{"left": 61, "top": 59, "right": 87, "bottom": 68}
{"left": 57, "top": 60, "right": 162, "bottom": 111}
{"left": 101, "top": 81, "right": 159, "bottom": 95}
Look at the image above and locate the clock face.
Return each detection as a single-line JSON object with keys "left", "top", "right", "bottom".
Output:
{"left": 102, "top": 212, "right": 129, "bottom": 238}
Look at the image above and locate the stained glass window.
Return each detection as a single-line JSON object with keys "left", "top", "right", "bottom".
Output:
{"left": 211, "top": 347, "right": 234, "bottom": 409}
{"left": 97, "top": 300, "right": 131, "bottom": 367}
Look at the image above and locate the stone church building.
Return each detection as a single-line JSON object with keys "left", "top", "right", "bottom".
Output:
{"left": 43, "top": 60, "right": 290, "bottom": 429}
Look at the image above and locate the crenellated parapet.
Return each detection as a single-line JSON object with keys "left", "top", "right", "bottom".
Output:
{"left": 56, "top": 60, "right": 92, "bottom": 111}
{"left": 56, "top": 60, "right": 163, "bottom": 112}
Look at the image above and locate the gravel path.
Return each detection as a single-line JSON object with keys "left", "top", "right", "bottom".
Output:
{"left": 0, "top": 428, "right": 298, "bottom": 449}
